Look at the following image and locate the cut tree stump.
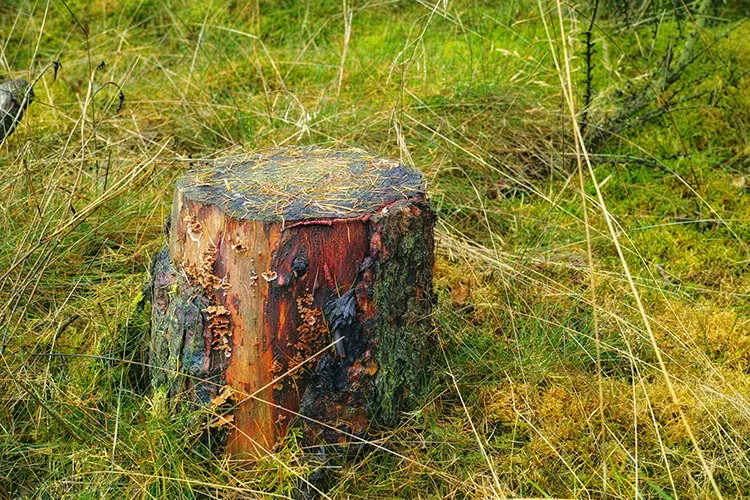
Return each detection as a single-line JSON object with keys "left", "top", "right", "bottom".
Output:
{"left": 149, "top": 146, "right": 435, "bottom": 456}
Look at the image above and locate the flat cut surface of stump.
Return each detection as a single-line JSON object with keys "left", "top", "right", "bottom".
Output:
{"left": 178, "top": 147, "right": 424, "bottom": 220}
{"left": 150, "top": 146, "right": 434, "bottom": 457}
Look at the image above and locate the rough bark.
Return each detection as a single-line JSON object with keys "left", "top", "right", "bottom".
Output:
{"left": 149, "top": 147, "right": 434, "bottom": 457}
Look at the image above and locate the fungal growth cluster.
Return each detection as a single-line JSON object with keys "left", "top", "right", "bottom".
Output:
{"left": 181, "top": 244, "right": 230, "bottom": 294}
{"left": 204, "top": 305, "right": 232, "bottom": 358}
{"left": 289, "top": 293, "right": 329, "bottom": 380}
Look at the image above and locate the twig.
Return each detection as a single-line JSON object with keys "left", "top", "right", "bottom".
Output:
{"left": 580, "top": 0, "right": 599, "bottom": 137}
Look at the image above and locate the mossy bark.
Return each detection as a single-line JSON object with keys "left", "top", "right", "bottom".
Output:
{"left": 369, "top": 199, "right": 435, "bottom": 425}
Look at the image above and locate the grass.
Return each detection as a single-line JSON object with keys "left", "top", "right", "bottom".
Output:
{"left": 1, "top": 0, "right": 749, "bottom": 498}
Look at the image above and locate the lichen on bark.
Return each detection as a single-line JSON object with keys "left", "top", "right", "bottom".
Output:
{"left": 367, "top": 199, "right": 435, "bottom": 425}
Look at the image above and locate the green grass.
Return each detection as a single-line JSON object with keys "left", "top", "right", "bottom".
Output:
{"left": 1, "top": 0, "right": 749, "bottom": 498}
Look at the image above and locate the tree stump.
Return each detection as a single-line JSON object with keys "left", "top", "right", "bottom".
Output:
{"left": 149, "top": 147, "right": 435, "bottom": 457}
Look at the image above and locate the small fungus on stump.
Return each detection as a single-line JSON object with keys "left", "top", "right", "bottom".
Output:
{"left": 149, "top": 146, "right": 435, "bottom": 457}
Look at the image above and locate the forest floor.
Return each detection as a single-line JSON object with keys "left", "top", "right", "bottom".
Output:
{"left": 1, "top": 1, "right": 749, "bottom": 498}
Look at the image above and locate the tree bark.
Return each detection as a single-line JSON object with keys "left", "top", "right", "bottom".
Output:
{"left": 149, "top": 147, "right": 434, "bottom": 457}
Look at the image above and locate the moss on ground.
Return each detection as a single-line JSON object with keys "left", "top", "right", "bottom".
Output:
{"left": 0, "top": 1, "right": 748, "bottom": 498}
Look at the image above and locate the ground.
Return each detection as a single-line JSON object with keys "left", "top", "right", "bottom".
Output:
{"left": 0, "top": 0, "right": 748, "bottom": 498}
